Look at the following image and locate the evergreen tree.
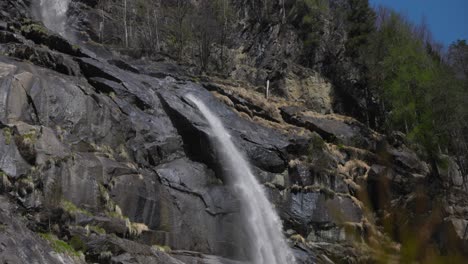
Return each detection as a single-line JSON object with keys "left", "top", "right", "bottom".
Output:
{"left": 345, "top": 0, "right": 375, "bottom": 59}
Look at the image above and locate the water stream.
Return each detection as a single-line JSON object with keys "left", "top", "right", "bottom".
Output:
{"left": 187, "top": 94, "right": 296, "bottom": 264}
{"left": 34, "top": 0, "right": 70, "bottom": 36}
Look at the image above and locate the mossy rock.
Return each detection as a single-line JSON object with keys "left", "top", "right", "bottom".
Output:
{"left": 19, "top": 22, "right": 84, "bottom": 57}
{"left": 21, "top": 23, "right": 48, "bottom": 35}
{"left": 88, "top": 225, "right": 106, "bottom": 235}
{"left": 69, "top": 235, "right": 87, "bottom": 252}
{"left": 152, "top": 244, "right": 172, "bottom": 253}
{"left": 14, "top": 129, "right": 38, "bottom": 164}
{"left": 2, "top": 128, "right": 12, "bottom": 145}
{"left": 61, "top": 200, "right": 92, "bottom": 216}
{"left": 39, "top": 233, "right": 82, "bottom": 257}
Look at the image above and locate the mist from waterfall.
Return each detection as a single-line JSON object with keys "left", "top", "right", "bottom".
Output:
{"left": 34, "top": 0, "right": 70, "bottom": 36}
{"left": 187, "top": 94, "right": 295, "bottom": 264}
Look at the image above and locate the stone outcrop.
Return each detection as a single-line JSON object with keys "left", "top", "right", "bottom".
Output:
{"left": 0, "top": 0, "right": 466, "bottom": 263}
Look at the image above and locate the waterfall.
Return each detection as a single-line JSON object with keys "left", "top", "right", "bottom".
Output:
{"left": 34, "top": 0, "right": 70, "bottom": 36}
{"left": 187, "top": 94, "right": 295, "bottom": 264}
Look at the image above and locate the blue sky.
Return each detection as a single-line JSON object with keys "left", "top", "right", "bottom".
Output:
{"left": 369, "top": 0, "right": 468, "bottom": 47}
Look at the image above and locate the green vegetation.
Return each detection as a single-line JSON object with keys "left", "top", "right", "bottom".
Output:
{"left": 108, "top": 91, "right": 116, "bottom": 99}
{"left": 61, "top": 200, "right": 92, "bottom": 216}
{"left": 18, "top": 129, "right": 38, "bottom": 145}
{"left": 39, "top": 233, "right": 82, "bottom": 257}
{"left": 345, "top": 0, "right": 376, "bottom": 60}
{"left": 307, "top": 133, "right": 326, "bottom": 161}
{"left": 2, "top": 128, "right": 12, "bottom": 145}
{"left": 365, "top": 9, "right": 468, "bottom": 163}
{"left": 290, "top": 0, "right": 329, "bottom": 64}
{"left": 20, "top": 23, "right": 48, "bottom": 35}
{"left": 294, "top": 1, "right": 468, "bottom": 173}
{"left": 106, "top": 210, "right": 127, "bottom": 220}
{"left": 88, "top": 225, "right": 106, "bottom": 235}
{"left": 152, "top": 244, "right": 172, "bottom": 253}
{"left": 69, "top": 236, "right": 87, "bottom": 252}
{"left": 290, "top": 234, "right": 306, "bottom": 245}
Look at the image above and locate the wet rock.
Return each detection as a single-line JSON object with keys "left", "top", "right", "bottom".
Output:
{"left": 159, "top": 84, "right": 289, "bottom": 173}
{"left": 108, "top": 59, "right": 140, "bottom": 74}
{"left": 111, "top": 158, "right": 246, "bottom": 258}
{"left": 19, "top": 22, "right": 85, "bottom": 57}
{"left": 2, "top": 2, "right": 466, "bottom": 261}
{"left": 4, "top": 43, "right": 81, "bottom": 76}
{"left": 203, "top": 82, "right": 282, "bottom": 123}
{"left": 77, "top": 57, "right": 122, "bottom": 83}
{"left": 88, "top": 77, "right": 151, "bottom": 111}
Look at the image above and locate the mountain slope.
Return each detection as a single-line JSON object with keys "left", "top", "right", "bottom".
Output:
{"left": 0, "top": 0, "right": 467, "bottom": 263}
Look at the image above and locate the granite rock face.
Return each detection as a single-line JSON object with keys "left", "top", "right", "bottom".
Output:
{"left": 0, "top": 0, "right": 467, "bottom": 263}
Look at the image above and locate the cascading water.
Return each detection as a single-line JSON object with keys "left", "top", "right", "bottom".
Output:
{"left": 187, "top": 94, "right": 296, "bottom": 264}
{"left": 34, "top": 0, "right": 70, "bottom": 36}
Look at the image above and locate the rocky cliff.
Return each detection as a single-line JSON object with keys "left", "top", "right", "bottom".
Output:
{"left": 0, "top": 0, "right": 467, "bottom": 263}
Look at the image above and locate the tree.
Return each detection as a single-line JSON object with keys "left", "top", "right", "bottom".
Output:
{"left": 345, "top": 0, "right": 375, "bottom": 59}
{"left": 133, "top": 0, "right": 162, "bottom": 54}
{"left": 163, "top": 0, "right": 192, "bottom": 60}
{"left": 192, "top": 1, "right": 219, "bottom": 72}
{"left": 448, "top": 39, "right": 468, "bottom": 79}
{"left": 363, "top": 8, "right": 468, "bottom": 169}
{"left": 290, "top": 0, "right": 330, "bottom": 67}
{"left": 191, "top": 0, "right": 234, "bottom": 72}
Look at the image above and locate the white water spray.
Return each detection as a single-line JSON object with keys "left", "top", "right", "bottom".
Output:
{"left": 187, "top": 94, "right": 295, "bottom": 264}
{"left": 35, "top": 0, "right": 70, "bottom": 36}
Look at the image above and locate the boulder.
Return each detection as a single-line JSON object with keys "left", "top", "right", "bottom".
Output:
{"left": 82, "top": 233, "right": 184, "bottom": 264}
{"left": 437, "top": 155, "right": 465, "bottom": 188}
{"left": 282, "top": 190, "right": 363, "bottom": 237}
{"left": 76, "top": 215, "right": 130, "bottom": 237}
{"left": 0, "top": 127, "right": 31, "bottom": 178}
{"left": 280, "top": 106, "right": 380, "bottom": 149}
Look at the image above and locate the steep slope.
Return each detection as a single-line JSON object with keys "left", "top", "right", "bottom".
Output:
{"left": 0, "top": 0, "right": 467, "bottom": 263}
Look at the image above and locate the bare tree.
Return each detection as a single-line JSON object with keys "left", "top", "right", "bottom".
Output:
{"left": 163, "top": 0, "right": 192, "bottom": 60}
